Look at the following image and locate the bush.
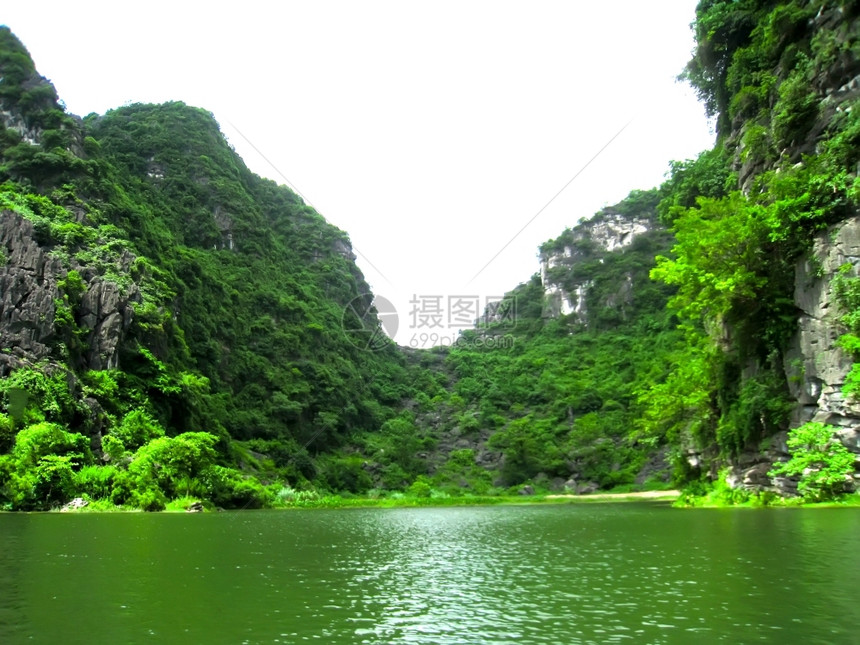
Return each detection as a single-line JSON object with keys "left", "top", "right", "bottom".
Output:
{"left": 318, "top": 455, "right": 372, "bottom": 494}
{"left": 111, "top": 409, "right": 165, "bottom": 451}
{"left": 0, "top": 413, "right": 14, "bottom": 453}
{"left": 12, "top": 422, "right": 89, "bottom": 467}
{"left": 769, "top": 422, "right": 856, "bottom": 501}
{"left": 74, "top": 465, "right": 118, "bottom": 500}
{"left": 127, "top": 431, "right": 218, "bottom": 497}
{"left": 205, "top": 465, "right": 269, "bottom": 509}
{"left": 407, "top": 477, "right": 432, "bottom": 498}
{"left": 33, "top": 454, "right": 76, "bottom": 506}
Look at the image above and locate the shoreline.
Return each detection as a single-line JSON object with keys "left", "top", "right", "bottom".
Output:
{"left": 5, "top": 489, "right": 683, "bottom": 513}
{"left": 272, "top": 490, "right": 682, "bottom": 510}
{"left": 545, "top": 490, "right": 681, "bottom": 501}
{"left": 13, "top": 489, "right": 860, "bottom": 512}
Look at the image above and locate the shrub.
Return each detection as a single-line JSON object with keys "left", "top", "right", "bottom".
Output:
{"left": 769, "top": 422, "right": 856, "bottom": 501}
{"left": 204, "top": 465, "right": 269, "bottom": 509}
{"left": 407, "top": 476, "right": 433, "bottom": 498}
{"left": 12, "top": 422, "right": 89, "bottom": 468}
{"left": 74, "top": 465, "right": 118, "bottom": 500}
{"left": 32, "top": 454, "right": 76, "bottom": 506}
{"left": 112, "top": 409, "right": 165, "bottom": 451}
{"left": 0, "top": 413, "right": 14, "bottom": 453}
{"left": 127, "top": 431, "right": 218, "bottom": 497}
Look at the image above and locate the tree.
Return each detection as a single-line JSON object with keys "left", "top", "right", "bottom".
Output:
{"left": 769, "top": 422, "right": 856, "bottom": 502}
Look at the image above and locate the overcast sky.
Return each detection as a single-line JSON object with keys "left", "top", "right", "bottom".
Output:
{"left": 4, "top": 1, "right": 713, "bottom": 347}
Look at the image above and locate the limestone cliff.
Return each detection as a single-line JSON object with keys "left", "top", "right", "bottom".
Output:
{"left": 0, "top": 210, "right": 61, "bottom": 371}
{"left": 0, "top": 207, "right": 143, "bottom": 374}
{"left": 787, "top": 217, "right": 860, "bottom": 440}
{"left": 676, "top": 0, "right": 860, "bottom": 495}
{"left": 538, "top": 194, "right": 663, "bottom": 323}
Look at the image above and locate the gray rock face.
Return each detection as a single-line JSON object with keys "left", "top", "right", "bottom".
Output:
{"left": 78, "top": 277, "right": 139, "bottom": 370}
{"left": 540, "top": 212, "right": 653, "bottom": 320}
{"left": 59, "top": 497, "right": 89, "bottom": 512}
{"left": 784, "top": 215, "right": 860, "bottom": 430}
{"left": 0, "top": 209, "right": 140, "bottom": 374}
{"left": 728, "top": 216, "right": 860, "bottom": 495}
{"left": 0, "top": 108, "right": 42, "bottom": 146}
{"left": 0, "top": 210, "right": 61, "bottom": 373}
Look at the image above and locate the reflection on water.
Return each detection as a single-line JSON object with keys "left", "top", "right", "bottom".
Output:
{"left": 0, "top": 504, "right": 858, "bottom": 644}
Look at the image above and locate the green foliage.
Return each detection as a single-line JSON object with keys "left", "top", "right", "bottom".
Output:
{"left": 5, "top": 14, "right": 860, "bottom": 508}
{"left": 0, "top": 366, "right": 79, "bottom": 425}
{"left": 716, "top": 370, "right": 793, "bottom": 455}
{"left": 32, "top": 454, "right": 77, "bottom": 505}
{"left": 652, "top": 192, "right": 768, "bottom": 323}
{"left": 657, "top": 146, "right": 734, "bottom": 223}
{"left": 204, "top": 465, "right": 270, "bottom": 509}
{"left": 0, "top": 422, "right": 89, "bottom": 508}
{"left": 407, "top": 476, "right": 433, "bottom": 498}
{"left": 0, "top": 414, "right": 14, "bottom": 453}
{"left": 681, "top": 0, "right": 763, "bottom": 132}
{"left": 111, "top": 408, "right": 165, "bottom": 451}
{"left": 126, "top": 432, "right": 218, "bottom": 497}
{"left": 833, "top": 266, "right": 860, "bottom": 399}
{"left": 318, "top": 455, "right": 373, "bottom": 494}
{"left": 769, "top": 422, "right": 856, "bottom": 501}
{"left": 12, "top": 422, "right": 89, "bottom": 468}
{"left": 74, "top": 464, "right": 118, "bottom": 500}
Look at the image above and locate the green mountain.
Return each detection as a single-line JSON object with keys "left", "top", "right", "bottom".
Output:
{"left": 3, "top": 0, "right": 860, "bottom": 511}
{"left": 0, "top": 27, "right": 417, "bottom": 509}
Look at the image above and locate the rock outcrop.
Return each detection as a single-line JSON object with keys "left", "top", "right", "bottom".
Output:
{"left": 77, "top": 276, "right": 139, "bottom": 370}
{"left": 0, "top": 208, "right": 141, "bottom": 374}
{"left": 0, "top": 210, "right": 61, "bottom": 373}
{"left": 724, "top": 215, "right": 860, "bottom": 495}
{"left": 785, "top": 215, "right": 860, "bottom": 439}
{"left": 539, "top": 211, "right": 655, "bottom": 320}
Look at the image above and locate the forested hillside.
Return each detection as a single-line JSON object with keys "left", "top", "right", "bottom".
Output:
{"left": 3, "top": 0, "right": 860, "bottom": 511}
{"left": 0, "top": 27, "right": 419, "bottom": 509}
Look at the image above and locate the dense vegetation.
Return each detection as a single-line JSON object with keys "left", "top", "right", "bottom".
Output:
{"left": 644, "top": 0, "right": 860, "bottom": 488}
{"left": 0, "top": 27, "right": 421, "bottom": 510}
{"left": 3, "top": 1, "right": 860, "bottom": 510}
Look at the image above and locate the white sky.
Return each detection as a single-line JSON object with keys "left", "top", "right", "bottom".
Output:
{"left": 4, "top": 1, "right": 713, "bottom": 347}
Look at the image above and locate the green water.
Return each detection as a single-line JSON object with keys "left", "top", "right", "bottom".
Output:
{"left": 0, "top": 503, "right": 858, "bottom": 644}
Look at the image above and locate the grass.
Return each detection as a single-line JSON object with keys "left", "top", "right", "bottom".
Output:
{"left": 674, "top": 487, "right": 860, "bottom": 509}
{"left": 271, "top": 490, "right": 680, "bottom": 510}
{"left": 45, "top": 490, "right": 680, "bottom": 512}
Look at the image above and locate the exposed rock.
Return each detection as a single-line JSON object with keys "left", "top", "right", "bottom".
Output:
{"left": 0, "top": 207, "right": 142, "bottom": 373}
{"left": 740, "top": 463, "right": 773, "bottom": 487}
{"left": 539, "top": 211, "right": 656, "bottom": 321}
{"left": 548, "top": 477, "right": 567, "bottom": 492}
{"left": 518, "top": 485, "right": 535, "bottom": 496}
{"left": 0, "top": 108, "right": 42, "bottom": 146}
{"left": 725, "top": 432, "right": 798, "bottom": 495}
{"left": 186, "top": 501, "right": 204, "bottom": 513}
{"left": 784, "top": 215, "right": 860, "bottom": 430}
{"left": 0, "top": 210, "right": 61, "bottom": 372}
{"left": 78, "top": 276, "right": 140, "bottom": 370}
{"left": 60, "top": 497, "right": 88, "bottom": 512}
{"left": 634, "top": 447, "right": 671, "bottom": 486}
{"left": 575, "top": 481, "right": 599, "bottom": 495}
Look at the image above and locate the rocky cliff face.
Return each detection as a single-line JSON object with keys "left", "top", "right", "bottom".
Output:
{"left": 787, "top": 216, "right": 860, "bottom": 444}
{"left": 0, "top": 209, "right": 141, "bottom": 375}
{"left": 0, "top": 210, "right": 60, "bottom": 373}
{"left": 539, "top": 211, "right": 654, "bottom": 320}
{"left": 702, "top": 217, "right": 860, "bottom": 495}
{"left": 725, "top": 215, "right": 860, "bottom": 495}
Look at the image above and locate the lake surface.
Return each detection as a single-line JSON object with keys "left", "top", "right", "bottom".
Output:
{"left": 0, "top": 503, "right": 858, "bottom": 644}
